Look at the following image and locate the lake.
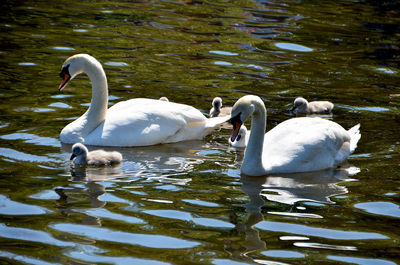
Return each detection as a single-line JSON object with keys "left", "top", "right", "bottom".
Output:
{"left": 0, "top": 0, "right": 399, "bottom": 264}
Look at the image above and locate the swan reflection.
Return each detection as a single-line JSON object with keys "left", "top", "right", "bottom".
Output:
{"left": 244, "top": 166, "right": 360, "bottom": 205}
{"left": 225, "top": 167, "right": 359, "bottom": 260}
{"left": 55, "top": 181, "right": 106, "bottom": 226}
{"left": 70, "top": 165, "right": 124, "bottom": 182}
{"left": 56, "top": 160, "right": 125, "bottom": 225}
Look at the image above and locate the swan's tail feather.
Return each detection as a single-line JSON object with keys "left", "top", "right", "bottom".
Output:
{"left": 348, "top": 124, "right": 361, "bottom": 153}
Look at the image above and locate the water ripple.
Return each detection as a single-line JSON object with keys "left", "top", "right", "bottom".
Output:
{"left": 0, "top": 147, "right": 59, "bottom": 163}
{"left": 48, "top": 102, "right": 72, "bottom": 109}
{"left": 18, "top": 62, "right": 36, "bottom": 66}
{"left": 294, "top": 242, "right": 357, "bottom": 251}
{"left": 209, "top": 50, "right": 239, "bottom": 56}
{"left": 182, "top": 199, "right": 220, "bottom": 207}
{"left": 262, "top": 250, "right": 305, "bottom": 258}
{"left": 0, "top": 132, "right": 61, "bottom": 147}
{"left": 267, "top": 211, "right": 323, "bottom": 219}
{"left": 79, "top": 208, "right": 146, "bottom": 224}
{"left": 51, "top": 46, "right": 75, "bottom": 51}
{"left": 104, "top": 62, "right": 129, "bottom": 67}
{"left": 143, "top": 209, "right": 234, "bottom": 228}
{"left": 0, "top": 223, "right": 74, "bottom": 247}
{"left": 50, "top": 223, "right": 200, "bottom": 249}
{"left": 328, "top": 255, "right": 396, "bottom": 265}
{"left": 0, "top": 251, "right": 60, "bottom": 265}
{"left": 29, "top": 189, "right": 60, "bottom": 200}
{"left": 66, "top": 250, "right": 170, "bottom": 265}
{"left": 275, "top": 42, "right": 313, "bottom": 52}
{"left": 255, "top": 220, "right": 388, "bottom": 240}
{"left": 340, "top": 104, "right": 390, "bottom": 113}
{"left": 354, "top": 201, "right": 400, "bottom": 218}
{"left": 0, "top": 194, "right": 51, "bottom": 215}
{"left": 13, "top": 107, "right": 55, "bottom": 113}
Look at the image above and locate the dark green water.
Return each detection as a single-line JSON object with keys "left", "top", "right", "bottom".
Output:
{"left": 1, "top": 0, "right": 399, "bottom": 264}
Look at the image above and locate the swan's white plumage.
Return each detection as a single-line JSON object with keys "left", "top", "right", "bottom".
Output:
{"left": 80, "top": 98, "right": 226, "bottom": 146}
{"left": 58, "top": 54, "right": 229, "bottom": 146}
{"left": 231, "top": 95, "right": 360, "bottom": 176}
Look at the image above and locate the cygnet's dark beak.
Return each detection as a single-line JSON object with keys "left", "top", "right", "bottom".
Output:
{"left": 290, "top": 106, "right": 296, "bottom": 112}
{"left": 58, "top": 65, "right": 71, "bottom": 91}
{"left": 70, "top": 153, "right": 77, "bottom": 160}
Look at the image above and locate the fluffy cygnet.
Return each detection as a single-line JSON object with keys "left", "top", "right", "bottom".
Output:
{"left": 209, "top": 97, "right": 232, "bottom": 117}
{"left": 70, "top": 143, "right": 122, "bottom": 165}
{"left": 291, "top": 97, "right": 334, "bottom": 114}
{"left": 229, "top": 125, "right": 249, "bottom": 148}
{"left": 159, "top": 97, "right": 169, "bottom": 102}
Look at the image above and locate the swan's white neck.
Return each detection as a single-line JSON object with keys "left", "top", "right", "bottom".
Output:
{"left": 76, "top": 60, "right": 108, "bottom": 137}
{"left": 87, "top": 62, "right": 108, "bottom": 118}
{"left": 241, "top": 99, "right": 267, "bottom": 176}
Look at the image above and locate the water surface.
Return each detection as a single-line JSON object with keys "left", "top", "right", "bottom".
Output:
{"left": 0, "top": 0, "right": 399, "bottom": 264}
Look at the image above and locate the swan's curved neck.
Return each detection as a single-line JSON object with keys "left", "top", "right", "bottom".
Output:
{"left": 81, "top": 61, "right": 108, "bottom": 134}
{"left": 242, "top": 99, "right": 266, "bottom": 175}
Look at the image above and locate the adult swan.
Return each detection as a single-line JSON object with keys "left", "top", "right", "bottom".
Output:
{"left": 230, "top": 95, "right": 361, "bottom": 176}
{"left": 58, "top": 54, "right": 229, "bottom": 146}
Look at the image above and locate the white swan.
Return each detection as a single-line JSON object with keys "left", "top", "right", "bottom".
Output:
{"left": 70, "top": 143, "right": 122, "bottom": 165}
{"left": 209, "top": 97, "right": 232, "bottom": 117}
{"left": 290, "top": 97, "right": 334, "bottom": 114}
{"left": 229, "top": 125, "right": 249, "bottom": 148}
{"left": 58, "top": 54, "right": 229, "bottom": 146}
{"left": 230, "top": 95, "right": 361, "bottom": 176}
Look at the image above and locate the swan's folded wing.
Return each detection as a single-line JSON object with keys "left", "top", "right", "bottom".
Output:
{"left": 263, "top": 117, "right": 350, "bottom": 172}
{"left": 85, "top": 99, "right": 209, "bottom": 146}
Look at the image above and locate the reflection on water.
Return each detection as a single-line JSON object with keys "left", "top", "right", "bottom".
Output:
{"left": 70, "top": 165, "right": 124, "bottom": 182}
{"left": 223, "top": 167, "right": 362, "bottom": 262}
{"left": 274, "top": 42, "right": 313, "bottom": 52}
{"left": 257, "top": 167, "right": 359, "bottom": 205}
{"left": 50, "top": 223, "right": 201, "bottom": 249}
{"left": 354, "top": 201, "right": 400, "bottom": 218}
{"left": 0, "top": 194, "right": 50, "bottom": 215}
{"left": 227, "top": 167, "right": 391, "bottom": 263}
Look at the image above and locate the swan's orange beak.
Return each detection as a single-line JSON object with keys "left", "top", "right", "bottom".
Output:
{"left": 58, "top": 71, "right": 71, "bottom": 91}
{"left": 230, "top": 120, "right": 242, "bottom": 142}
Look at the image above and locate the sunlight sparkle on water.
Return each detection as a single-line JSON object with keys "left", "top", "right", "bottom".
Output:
{"left": 275, "top": 42, "right": 313, "bottom": 52}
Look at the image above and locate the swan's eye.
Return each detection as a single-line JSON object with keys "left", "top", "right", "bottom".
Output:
{"left": 59, "top": 64, "right": 70, "bottom": 78}
{"left": 229, "top": 112, "right": 242, "bottom": 125}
